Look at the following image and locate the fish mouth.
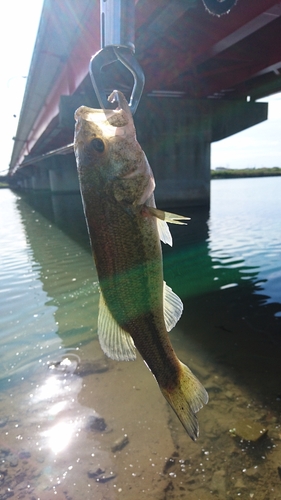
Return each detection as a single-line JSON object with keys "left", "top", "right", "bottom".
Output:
{"left": 108, "top": 90, "right": 130, "bottom": 114}
{"left": 105, "top": 91, "right": 132, "bottom": 128}
{"left": 74, "top": 103, "right": 130, "bottom": 134}
{"left": 74, "top": 91, "right": 136, "bottom": 146}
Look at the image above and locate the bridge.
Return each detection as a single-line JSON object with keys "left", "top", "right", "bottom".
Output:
{"left": 9, "top": 0, "right": 281, "bottom": 206}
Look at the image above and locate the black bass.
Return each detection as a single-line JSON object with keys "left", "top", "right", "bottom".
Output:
{"left": 74, "top": 91, "right": 208, "bottom": 440}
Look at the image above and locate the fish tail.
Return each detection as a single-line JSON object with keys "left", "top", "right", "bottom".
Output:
{"left": 160, "top": 361, "right": 208, "bottom": 441}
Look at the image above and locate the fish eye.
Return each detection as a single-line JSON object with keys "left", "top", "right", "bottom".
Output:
{"left": 90, "top": 138, "right": 105, "bottom": 153}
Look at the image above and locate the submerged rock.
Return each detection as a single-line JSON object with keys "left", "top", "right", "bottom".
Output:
{"left": 111, "top": 434, "right": 129, "bottom": 452}
{"left": 0, "top": 447, "right": 10, "bottom": 456}
{"left": 244, "top": 466, "right": 261, "bottom": 478}
{"left": 18, "top": 450, "right": 31, "bottom": 460}
{"left": 48, "top": 358, "right": 77, "bottom": 374}
{"left": 88, "top": 467, "right": 116, "bottom": 483}
{"left": 96, "top": 472, "right": 116, "bottom": 483}
{"left": 210, "top": 469, "right": 226, "bottom": 497}
{"left": 9, "top": 455, "right": 18, "bottom": 467}
{"left": 163, "top": 456, "right": 176, "bottom": 474}
{"left": 0, "top": 417, "right": 8, "bottom": 428}
{"left": 75, "top": 359, "right": 109, "bottom": 376}
{"left": 86, "top": 414, "right": 107, "bottom": 432}
{"left": 230, "top": 418, "right": 268, "bottom": 442}
{"left": 0, "top": 488, "right": 14, "bottom": 499}
{"left": 48, "top": 357, "right": 109, "bottom": 376}
{"left": 87, "top": 467, "right": 105, "bottom": 479}
{"left": 0, "top": 466, "right": 8, "bottom": 476}
{"left": 234, "top": 478, "right": 246, "bottom": 489}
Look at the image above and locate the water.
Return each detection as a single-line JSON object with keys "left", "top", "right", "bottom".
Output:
{"left": 0, "top": 177, "right": 281, "bottom": 500}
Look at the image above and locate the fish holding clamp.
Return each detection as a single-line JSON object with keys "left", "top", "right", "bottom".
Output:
{"left": 89, "top": 0, "right": 145, "bottom": 116}
{"left": 90, "top": 46, "right": 145, "bottom": 116}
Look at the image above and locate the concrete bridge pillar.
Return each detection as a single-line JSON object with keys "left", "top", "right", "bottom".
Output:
{"left": 23, "top": 175, "right": 33, "bottom": 190}
{"left": 135, "top": 98, "right": 212, "bottom": 207}
{"left": 134, "top": 97, "right": 267, "bottom": 207}
{"left": 31, "top": 167, "right": 50, "bottom": 190}
{"left": 49, "top": 155, "right": 80, "bottom": 193}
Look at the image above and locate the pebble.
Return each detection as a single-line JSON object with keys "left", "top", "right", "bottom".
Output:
{"left": 244, "top": 466, "right": 261, "bottom": 478}
{"left": 96, "top": 472, "right": 116, "bottom": 483}
{"left": 18, "top": 450, "right": 31, "bottom": 460}
{"left": 0, "top": 447, "right": 10, "bottom": 455}
{"left": 204, "top": 420, "right": 220, "bottom": 439}
{"left": 0, "top": 466, "right": 8, "bottom": 476}
{"left": 225, "top": 390, "right": 235, "bottom": 400}
{"left": 163, "top": 456, "right": 176, "bottom": 474}
{"left": 48, "top": 358, "right": 77, "bottom": 374}
{"left": 86, "top": 415, "right": 107, "bottom": 432}
{"left": 210, "top": 469, "right": 226, "bottom": 497}
{"left": 0, "top": 418, "right": 8, "bottom": 428}
{"left": 87, "top": 466, "right": 116, "bottom": 483}
{"left": 235, "top": 478, "right": 246, "bottom": 489}
{"left": 9, "top": 455, "right": 18, "bottom": 467}
{"left": 0, "top": 488, "right": 15, "bottom": 499}
{"left": 75, "top": 359, "right": 109, "bottom": 376}
{"left": 111, "top": 434, "right": 129, "bottom": 452}
{"left": 231, "top": 418, "right": 268, "bottom": 442}
{"left": 87, "top": 467, "right": 105, "bottom": 479}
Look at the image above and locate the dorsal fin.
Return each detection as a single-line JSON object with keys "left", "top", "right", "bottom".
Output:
{"left": 98, "top": 293, "right": 136, "bottom": 361}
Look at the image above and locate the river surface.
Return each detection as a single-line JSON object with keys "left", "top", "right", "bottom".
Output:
{"left": 0, "top": 176, "right": 281, "bottom": 500}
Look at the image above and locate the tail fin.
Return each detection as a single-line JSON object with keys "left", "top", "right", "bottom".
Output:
{"left": 160, "top": 361, "right": 208, "bottom": 441}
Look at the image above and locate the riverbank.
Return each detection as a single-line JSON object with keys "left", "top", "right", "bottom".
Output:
{"left": 211, "top": 166, "right": 281, "bottom": 179}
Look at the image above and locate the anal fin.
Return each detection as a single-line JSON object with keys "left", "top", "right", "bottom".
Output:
{"left": 163, "top": 281, "right": 183, "bottom": 331}
{"left": 98, "top": 293, "right": 136, "bottom": 361}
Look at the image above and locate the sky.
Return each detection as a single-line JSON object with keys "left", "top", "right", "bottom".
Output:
{"left": 0, "top": 0, "right": 280, "bottom": 176}
{"left": 0, "top": 0, "right": 43, "bottom": 176}
{"left": 211, "top": 94, "right": 281, "bottom": 170}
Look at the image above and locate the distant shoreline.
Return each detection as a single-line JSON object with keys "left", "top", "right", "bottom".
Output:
{"left": 211, "top": 167, "right": 281, "bottom": 179}
{"left": 1, "top": 168, "right": 281, "bottom": 188}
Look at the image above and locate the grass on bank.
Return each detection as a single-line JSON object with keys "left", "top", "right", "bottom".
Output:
{"left": 211, "top": 166, "right": 281, "bottom": 179}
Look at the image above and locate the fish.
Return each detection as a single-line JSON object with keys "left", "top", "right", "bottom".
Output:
{"left": 74, "top": 90, "right": 208, "bottom": 440}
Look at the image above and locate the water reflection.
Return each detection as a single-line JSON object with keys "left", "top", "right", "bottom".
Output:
{"left": 15, "top": 194, "right": 99, "bottom": 350}
{"left": 23, "top": 191, "right": 90, "bottom": 251}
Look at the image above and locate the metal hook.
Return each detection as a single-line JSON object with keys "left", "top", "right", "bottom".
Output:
{"left": 89, "top": 46, "right": 145, "bottom": 115}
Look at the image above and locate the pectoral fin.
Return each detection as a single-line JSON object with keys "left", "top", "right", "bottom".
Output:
{"left": 157, "top": 219, "right": 173, "bottom": 246}
{"left": 163, "top": 281, "right": 183, "bottom": 331}
{"left": 147, "top": 206, "right": 190, "bottom": 225}
{"left": 98, "top": 293, "right": 136, "bottom": 361}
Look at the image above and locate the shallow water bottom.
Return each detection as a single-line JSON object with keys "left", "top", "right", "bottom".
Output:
{"left": 1, "top": 323, "right": 281, "bottom": 500}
